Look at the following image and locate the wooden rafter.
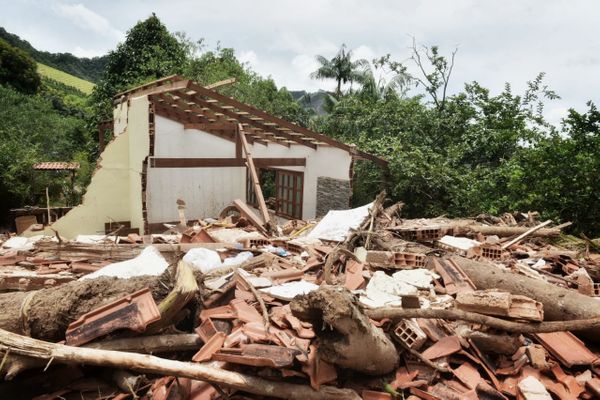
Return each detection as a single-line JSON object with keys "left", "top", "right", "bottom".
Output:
{"left": 123, "top": 76, "right": 387, "bottom": 166}
{"left": 169, "top": 90, "right": 290, "bottom": 147}
{"left": 184, "top": 83, "right": 338, "bottom": 150}
{"left": 152, "top": 101, "right": 242, "bottom": 144}
{"left": 173, "top": 89, "right": 306, "bottom": 148}
{"left": 114, "top": 75, "right": 183, "bottom": 100}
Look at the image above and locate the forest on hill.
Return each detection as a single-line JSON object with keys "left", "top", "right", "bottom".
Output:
{"left": 0, "top": 16, "right": 598, "bottom": 235}
{"left": 0, "top": 27, "right": 107, "bottom": 83}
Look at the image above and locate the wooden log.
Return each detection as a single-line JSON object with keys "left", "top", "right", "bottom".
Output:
{"left": 454, "top": 224, "right": 561, "bottom": 238}
{"left": 0, "top": 262, "right": 197, "bottom": 341}
{"left": 0, "top": 328, "right": 360, "bottom": 400}
{"left": 146, "top": 260, "right": 198, "bottom": 334}
{"left": 291, "top": 286, "right": 398, "bottom": 375}
{"left": 501, "top": 220, "right": 553, "bottom": 249}
{"left": 366, "top": 308, "right": 600, "bottom": 333}
{"left": 4, "top": 334, "right": 202, "bottom": 379}
{"left": 450, "top": 255, "right": 600, "bottom": 341}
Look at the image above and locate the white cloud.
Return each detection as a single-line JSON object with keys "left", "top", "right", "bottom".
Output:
{"left": 71, "top": 45, "right": 105, "bottom": 58}
{"left": 53, "top": 3, "right": 124, "bottom": 41}
{"left": 238, "top": 50, "right": 259, "bottom": 68}
{"left": 2, "top": 0, "right": 598, "bottom": 118}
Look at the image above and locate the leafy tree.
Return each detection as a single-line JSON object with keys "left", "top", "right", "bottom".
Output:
{"left": 0, "top": 39, "right": 41, "bottom": 94}
{"left": 310, "top": 44, "right": 369, "bottom": 97}
{"left": 0, "top": 85, "right": 91, "bottom": 224}
{"left": 313, "top": 45, "right": 567, "bottom": 225}
{"left": 91, "top": 14, "right": 187, "bottom": 121}
{"left": 503, "top": 102, "right": 600, "bottom": 234}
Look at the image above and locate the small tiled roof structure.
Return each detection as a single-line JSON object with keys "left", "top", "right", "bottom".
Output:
{"left": 33, "top": 162, "right": 80, "bottom": 170}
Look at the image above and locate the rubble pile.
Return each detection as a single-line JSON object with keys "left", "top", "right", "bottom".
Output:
{"left": 1, "top": 195, "right": 600, "bottom": 400}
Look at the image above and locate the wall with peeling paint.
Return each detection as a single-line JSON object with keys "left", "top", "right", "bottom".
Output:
{"left": 48, "top": 97, "right": 149, "bottom": 238}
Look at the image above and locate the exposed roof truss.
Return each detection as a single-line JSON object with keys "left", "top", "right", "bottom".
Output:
{"left": 115, "top": 76, "right": 387, "bottom": 166}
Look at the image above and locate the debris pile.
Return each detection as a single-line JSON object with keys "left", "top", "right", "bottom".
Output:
{"left": 1, "top": 194, "right": 600, "bottom": 400}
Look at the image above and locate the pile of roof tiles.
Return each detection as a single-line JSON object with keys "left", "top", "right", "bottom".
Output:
{"left": 1, "top": 203, "right": 600, "bottom": 400}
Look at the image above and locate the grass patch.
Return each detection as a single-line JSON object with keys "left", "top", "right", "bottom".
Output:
{"left": 37, "top": 63, "right": 95, "bottom": 94}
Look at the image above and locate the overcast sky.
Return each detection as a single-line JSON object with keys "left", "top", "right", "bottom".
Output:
{"left": 2, "top": 0, "right": 599, "bottom": 124}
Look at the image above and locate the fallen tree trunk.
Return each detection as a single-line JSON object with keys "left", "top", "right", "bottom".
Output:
{"left": 0, "top": 275, "right": 170, "bottom": 341}
{"left": 290, "top": 286, "right": 398, "bottom": 375}
{"left": 0, "top": 328, "right": 360, "bottom": 400}
{"left": 451, "top": 255, "right": 600, "bottom": 341}
{"left": 0, "top": 263, "right": 192, "bottom": 341}
{"left": 366, "top": 308, "right": 600, "bottom": 333}
{"left": 455, "top": 224, "right": 561, "bottom": 238}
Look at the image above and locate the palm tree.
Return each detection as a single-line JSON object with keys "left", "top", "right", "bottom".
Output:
{"left": 358, "top": 65, "right": 411, "bottom": 101}
{"left": 310, "top": 44, "right": 369, "bottom": 97}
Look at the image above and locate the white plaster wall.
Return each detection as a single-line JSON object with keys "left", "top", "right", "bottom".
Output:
{"left": 250, "top": 141, "right": 352, "bottom": 219}
{"left": 153, "top": 116, "right": 235, "bottom": 157}
{"left": 147, "top": 115, "right": 352, "bottom": 222}
{"left": 147, "top": 115, "right": 244, "bottom": 222}
{"left": 146, "top": 167, "right": 245, "bottom": 222}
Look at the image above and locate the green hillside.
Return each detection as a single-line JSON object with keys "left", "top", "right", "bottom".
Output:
{"left": 0, "top": 27, "right": 108, "bottom": 82}
{"left": 37, "top": 63, "right": 94, "bottom": 94}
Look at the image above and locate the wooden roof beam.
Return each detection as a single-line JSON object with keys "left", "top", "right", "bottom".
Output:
{"left": 159, "top": 95, "right": 271, "bottom": 147}
{"left": 181, "top": 96, "right": 314, "bottom": 148}
{"left": 171, "top": 90, "right": 290, "bottom": 147}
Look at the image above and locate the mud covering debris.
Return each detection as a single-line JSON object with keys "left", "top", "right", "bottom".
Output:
{"left": 1, "top": 192, "right": 600, "bottom": 399}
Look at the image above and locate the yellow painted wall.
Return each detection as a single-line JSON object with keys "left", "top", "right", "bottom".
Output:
{"left": 127, "top": 97, "right": 150, "bottom": 232}
{"left": 45, "top": 97, "right": 149, "bottom": 238}
{"left": 48, "top": 130, "right": 132, "bottom": 238}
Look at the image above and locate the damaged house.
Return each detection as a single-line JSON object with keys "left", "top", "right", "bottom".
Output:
{"left": 49, "top": 76, "right": 387, "bottom": 238}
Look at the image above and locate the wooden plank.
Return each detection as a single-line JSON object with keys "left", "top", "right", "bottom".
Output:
{"left": 116, "top": 79, "right": 189, "bottom": 102}
{"left": 238, "top": 124, "right": 271, "bottom": 226}
{"left": 113, "top": 74, "right": 182, "bottom": 100}
{"left": 150, "top": 158, "right": 306, "bottom": 168}
{"left": 183, "top": 122, "right": 236, "bottom": 131}
{"left": 206, "top": 77, "right": 236, "bottom": 89}
{"left": 232, "top": 199, "right": 267, "bottom": 234}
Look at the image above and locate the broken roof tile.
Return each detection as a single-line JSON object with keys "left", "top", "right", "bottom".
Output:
{"left": 213, "top": 344, "right": 300, "bottom": 368}
{"left": 65, "top": 287, "right": 160, "bottom": 346}
{"left": 421, "top": 336, "right": 462, "bottom": 360}
{"left": 199, "top": 305, "right": 235, "bottom": 322}
{"left": 344, "top": 259, "right": 365, "bottom": 290}
{"left": 230, "top": 299, "right": 263, "bottom": 324}
{"left": 533, "top": 331, "right": 597, "bottom": 368}
{"left": 192, "top": 332, "right": 226, "bottom": 362}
